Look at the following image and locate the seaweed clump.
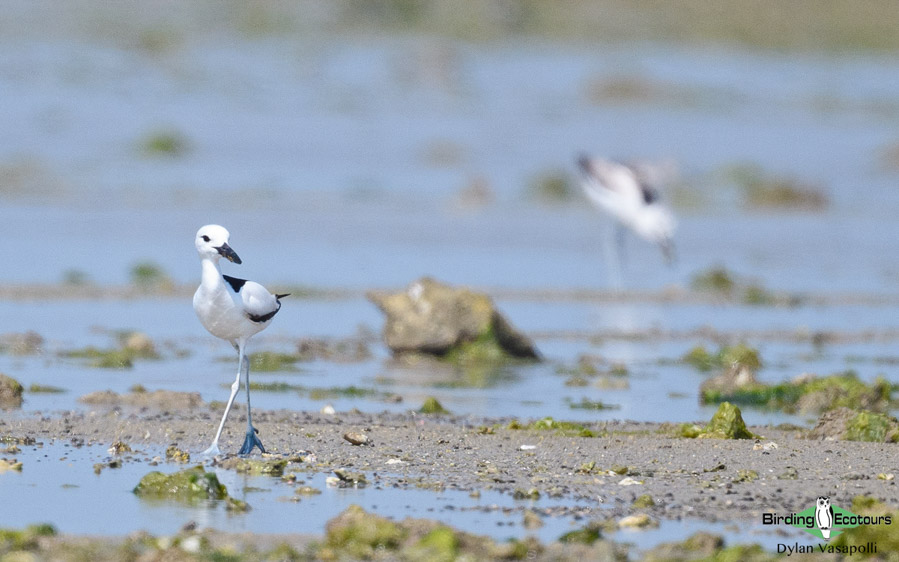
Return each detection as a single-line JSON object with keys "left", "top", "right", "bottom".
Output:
{"left": 507, "top": 417, "right": 597, "bottom": 438}
{"left": 701, "top": 371, "right": 893, "bottom": 414}
{"left": 133, "top": 466, "right": 232, "bottom": 505}
{"left": 680, "top": 402, "right": 757, "bottom": 439}
{"left": 809, "top": 407, "right": 899, "bottom": 443}
{"left": 683, "top": 343, "right": 762, "bottom": 372}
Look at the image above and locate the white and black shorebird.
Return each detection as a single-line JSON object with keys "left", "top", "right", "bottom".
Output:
{"left": 577, "top": 154, "right": 677, "bottom": 287}
{"left": 193, "top": 224, "right": 288, "bottom": 456}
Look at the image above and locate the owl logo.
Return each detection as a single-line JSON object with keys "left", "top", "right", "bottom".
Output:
{"left": 815, "top": 496, "right": 834, "bottom": 539}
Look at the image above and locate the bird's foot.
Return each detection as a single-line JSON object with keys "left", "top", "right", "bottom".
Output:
{"left": 238, "top": 427, "right": 265, "bottom": 455}
{"left": 201, "top": 443, "right": 222, "bottom": 459}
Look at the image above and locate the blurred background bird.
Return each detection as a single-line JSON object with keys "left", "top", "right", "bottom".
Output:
{"left": 577, "top": 154, "right": 677, "bottom": 288}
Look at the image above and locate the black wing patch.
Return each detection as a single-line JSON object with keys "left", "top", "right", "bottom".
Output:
{"left": 222, "top": 275, "right": 247, "bottom": 293}
{"left": 640, "top": 184, "right": 660, "bottom": 205}
{"left": 247, "top": 294, "right": 288, "bottom": 324}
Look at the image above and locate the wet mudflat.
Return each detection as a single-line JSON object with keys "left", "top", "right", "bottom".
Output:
{"left": 1, "top": 405, "right": 896, "bottom": 557}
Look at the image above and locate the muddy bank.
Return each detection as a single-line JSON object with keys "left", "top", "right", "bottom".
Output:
{"left": 2, "top": 408, "right": 896, "bottom": 526}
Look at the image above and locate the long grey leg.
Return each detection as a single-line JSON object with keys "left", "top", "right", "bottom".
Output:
{"left": 201, "top": 346, "right": 244, "bottom": 458}
{"left": 238, "top": 345, "right": 265, "bottom": 455}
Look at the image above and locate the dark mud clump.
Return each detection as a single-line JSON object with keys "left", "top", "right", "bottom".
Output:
{"left": 367, "top": 277, "right": 539, "bottom": 362}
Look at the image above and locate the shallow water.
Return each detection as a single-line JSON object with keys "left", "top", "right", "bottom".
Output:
{"left": 0, "top": 442, "right": 821, "bottom": 551}
{"left": 4, "top": 296, "right": 897, "bottom": 427}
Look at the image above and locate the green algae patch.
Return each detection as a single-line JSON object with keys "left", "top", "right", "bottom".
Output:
{"left": 27, "top": 384, "right": 65, "bottom": 394}
{"left": 734, "top": 469, "right": 759, "bottom": 483}
{"left": 405, "top": 526, "right": 460, "bottom": 562}
{"left": 164, "top": 445, "right": 190, "bottom": 464}
{"left": 845, "top": 410, "right": 899, "bottom": 442}
{"left": 61, "top": 335, "right": 161, "bottom": 369}
{"left": 115, "top": 331, "right": 160, "bottom": 359}
{"left": 419, "top": 396, "right": 450, "bottom": 414}
{"left": 138, "top": 129, "right": 190, "bottom": 158}
{"left": 249, "top": 351, "right": 301, "bottom": 372}
{"left": 683, "top": 343, "right": 761, "bottom": 372}
{"left": 0, "top": 524, "right": 57, "bottom": 552}
{"left": 633, "top": 494, "right": 655, "bottom": 508}
{"left": 513, "top": 488, "right": 541, "bottom": 501}
{"left": 308, "top": 385, "right": 380, "bottom": 400}
{"left": 507, "top": 417, "right": 597, "bottom": 437}
{"left": 694, "top": 402, "right": 757, "bottom": 439}
{"left": 133, "top": 466, "right": 228, "bottom": 504}
{"left": 566, "top": 397, "right": 621, "bottom": 411}
{"left": 810, "top": 407, "right": 899, "bottom": 442}
{"left": 218, "top": 457, "right": 288, "bottom": 477}
{"left": 527, "top": 168, "right": 579, "bottom": 203}
{"left": 558, "top": 524, "right": 602, "bottom": 545}
{"left": 442, "top": 325, "right": 511, "bottom": 365}
{"left": 701, "top": 371, "right": 893, "bottom": 414}
{"left": 247, "top": 381, "right": 305, "bottom": 392}
{"left": 691, "top": 267, "right": 736, "bottom": 295}
{"left": 323, "top": 504, "right": 407, "bottom": 559}
{"left": 129, "top": 261, "right": 175, "bottom": 291}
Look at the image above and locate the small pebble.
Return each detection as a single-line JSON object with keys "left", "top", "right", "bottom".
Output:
{"left": 343, "top": 431, "right": 369, "bottom": 446}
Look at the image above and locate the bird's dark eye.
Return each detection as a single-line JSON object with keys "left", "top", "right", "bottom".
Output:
{"left": 202, "top": 235, "right": 210, "bottom": 242}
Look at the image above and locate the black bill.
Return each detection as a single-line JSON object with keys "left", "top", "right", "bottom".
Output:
{"left": 216, "top": 243, "right": 242, "bottom": 264}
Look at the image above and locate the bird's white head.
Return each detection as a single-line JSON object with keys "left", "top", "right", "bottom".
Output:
{"left": 195, "top": 224, "right": 242, "bottom": 264}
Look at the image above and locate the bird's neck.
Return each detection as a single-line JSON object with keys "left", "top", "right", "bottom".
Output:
{"left": 200, "top": 258, "right": 224, "bottom": 292}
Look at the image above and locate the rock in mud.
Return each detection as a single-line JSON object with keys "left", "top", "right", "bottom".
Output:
{"left": 698, "top": 364, "right": 758, "bottom": 396}
{"left": 117, "top": 331, "right": 160, "bottom": 359}
{"left": 0, "top": 373, "right": 24, "bottom": 409}
{"left": 165, "top": 445, "right": 190, "bottom": 463}
{"left": 808, "top": 407, "right": 899, "bottom": 442}
{"left": 323, "top": 504, "right": 406, "bottom": 559}
{"left": 107, "top": 441, "right": 132, "bottom": 455}
{"left": 0, "top": 331, "right": 44, "bottom": 355}
{"left": 698, "top": 402, "right": 757, "bottom": 439}
{"left": 367, "top": 277, "right": 539, "bottom": 361}
{"left": 331, "top": 469, "right": 368, "bottom": 488}
{"left": 343, "top": 431, "right": 370, "bottom": 446}
{"left": 0, "top": 458, "right": 23, "bottom": 472}
{"left": 618, "top": 513, "right": 657, "bottom": 529}
{"left": 218, "top": 457, "right": 288, "bottom": 477}
{"left": 418, "top": 396, "right": 450, "bottom": 415}
{"left": 133, "top": 465, "right": 229, "bottom": 503}
{"left": 700, "top": 370, "right": 892, "bottom": 414}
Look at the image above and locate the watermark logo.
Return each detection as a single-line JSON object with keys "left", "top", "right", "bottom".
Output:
{"left": 764, "top": 497, "right": 893, "bottom": 556}
{"left": 763, "top": 496, "right": 890, "bottom": 540}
